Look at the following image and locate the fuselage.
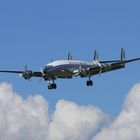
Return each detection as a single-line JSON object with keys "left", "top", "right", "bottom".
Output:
{"left": 43, "top": 60, "right": 99, "bottom": 79}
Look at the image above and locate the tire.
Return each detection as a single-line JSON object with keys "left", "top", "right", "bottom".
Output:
{"left": 86, "top": 81, "right": 90, "bottom": 86}
{"left": 53, "top": 84, "right": 57, "bottom": 89}
{"left": 89, "top": 80, "right": 93, "bottom": 86}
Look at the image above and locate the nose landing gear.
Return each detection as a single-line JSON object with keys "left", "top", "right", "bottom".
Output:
{"left": 48, "top": 80, "right": 57, "bottom": 90}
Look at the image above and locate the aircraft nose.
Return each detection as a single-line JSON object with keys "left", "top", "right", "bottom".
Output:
{"left": 43, "top": 67, "right": 48, "bottom": 73}
{"left": 43, "top": 68, "right": 46, "bottom": 73}
{"left": 43, "top": 65, "right": 53, "bottom": 73}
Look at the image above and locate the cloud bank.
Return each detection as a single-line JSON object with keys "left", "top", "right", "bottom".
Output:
{"left": 93, "top": 83, "right": 140, "bottom": 140}
{"left": 0, "top": 82, "right": 140, "bottom": 140}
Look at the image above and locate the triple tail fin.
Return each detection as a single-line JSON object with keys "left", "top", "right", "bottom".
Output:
{"left": 121, "top": 48, "right": 126, "bottom": 61}
{"left": 68, "top": 52, "right": 73, "bottom": 60}
{"left": 94, "top": 50, "right": 99, "bottom": 61}
{"left": 95, "top": 48, "right": 126, "bottom": 64}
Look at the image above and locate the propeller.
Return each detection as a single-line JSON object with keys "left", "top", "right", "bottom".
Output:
{"left": 21, "top": 65, "right": 33, "bottom": 80}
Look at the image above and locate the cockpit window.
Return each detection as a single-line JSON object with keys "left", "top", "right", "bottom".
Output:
{"left": 43, "top": 65, "right": 53, "bottom": 72}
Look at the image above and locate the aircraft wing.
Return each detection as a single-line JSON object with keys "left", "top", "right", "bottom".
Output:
{"left": 31, "top": 71, "right": 43, "bottom": 77}
{"left": 0, "top": 70, "right": 43, "bottom": 78}
{"left": 88, "top": 58, "right": 140, "bottom": 76}
{"left": 100, "top": 60, "right": 121, "bottom": 63}
{"left": 0, "top": 70, "right": 23, "bottom": 74}
{"left": 110, "top": 58, "right": 140, "bottom": 65}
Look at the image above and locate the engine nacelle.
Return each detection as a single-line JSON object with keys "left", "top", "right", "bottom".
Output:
{"left": 79, "top": 68, "right": 89, "bottom": 78}
{"left": 22, "top": 70, "right": 32, "bottom": 80}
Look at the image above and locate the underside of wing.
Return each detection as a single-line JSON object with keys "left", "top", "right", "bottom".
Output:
{"left": 87, "top": 63, "right": 124, "bottom": 76}
{"left": 0, "top": 70, "right": 43, "bottom": 80}
{"left": 32, "top": 71, "right": 43, "bottom": 77}
{"left": 82, "top": 58, "right": 140, "bottom": 77}
{"left": 0, "top": 70, "right": 43, "bottom": 77}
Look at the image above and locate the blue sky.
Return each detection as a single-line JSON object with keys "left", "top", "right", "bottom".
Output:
{"left": 0, "top": 0, "right": 140, "bottom": 116}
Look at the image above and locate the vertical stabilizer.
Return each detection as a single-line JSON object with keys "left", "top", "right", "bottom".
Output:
{"left": 94, "top": 50, "right": 99, "bottom": 61}
{"left": 68, "top": 52, "right": 73, "bottom": 60}
{"left": 121, "top": 48, "right": 126, "bottom": 61}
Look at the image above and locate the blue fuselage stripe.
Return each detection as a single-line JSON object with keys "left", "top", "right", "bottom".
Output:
{"left": 43, "top": 64, "right": 94, "bottom": 73}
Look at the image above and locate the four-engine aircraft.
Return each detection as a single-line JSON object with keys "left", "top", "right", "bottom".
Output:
{"left": 0, "top": 48, "right": 140, "bottom": 90}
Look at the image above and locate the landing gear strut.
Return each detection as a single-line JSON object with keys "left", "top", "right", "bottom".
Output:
{"left": 48, "top": 80, "right": 57, "bottom": 90}
{"left": 86, "top": 77, "right": 93, "bottom": 86}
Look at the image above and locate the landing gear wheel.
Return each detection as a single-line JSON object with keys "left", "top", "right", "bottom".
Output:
{"left": 86, "top": 80, "right": 93, "bottom": 87}
{"left": 48, "top": 84, "right": 52, "bottom": 89}
{"left": 53, "top": 83, "right": 57, "bottom": 89}
{"left": 48, "top": 83, "right": 57, "bottom": 90}
{"left": 86, "top": 81, "right": 90, "bottom": 86}
{"left": 48, "top": 85, "right": 51, "bottom": 89}
{"left": 89, "top": 80, "right": 93, "bottom": 86}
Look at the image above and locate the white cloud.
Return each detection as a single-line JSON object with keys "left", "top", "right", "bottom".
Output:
{"left": 47, "top": 100, "right": 110, "bottom": 140}
{"left": 0, "top": 82, "right": 110, "bottom": 140}
{"left": 0, "top": 83, "right": 49, "bottom": 140}
{"left": 0, "top": 82, "right": 140, "bottom": 140}
{"left": 93, "top": 83, "right": 140, "bottom": 140}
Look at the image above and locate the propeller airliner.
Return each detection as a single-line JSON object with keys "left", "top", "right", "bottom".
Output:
{"left": 0, "top": 48, "right": 140, "bottom": 90}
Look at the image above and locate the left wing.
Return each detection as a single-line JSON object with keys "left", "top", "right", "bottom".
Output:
{"left": 111, "top": 58, "right": 140, "bottom": 65}
{"left": 88, "top": 58, "right": 140, "bottom": 76}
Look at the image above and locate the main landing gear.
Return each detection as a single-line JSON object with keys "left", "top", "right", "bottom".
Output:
{"left": 48, "top": 80, "right": 57, "bottom": 90}
{"left": 86, "top": 77, "right": 93, "bottom": 86}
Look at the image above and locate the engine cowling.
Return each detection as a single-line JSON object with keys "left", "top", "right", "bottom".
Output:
{"left": 79, "top": 68, "right": 89, "bottom": 77}
{"left": 22, "top": 70, "right": 32, "bottom": 80}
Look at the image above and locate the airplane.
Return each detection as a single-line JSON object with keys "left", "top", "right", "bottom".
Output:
{"left": 0, "top": 48, "right": 140, "bottom": 90}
